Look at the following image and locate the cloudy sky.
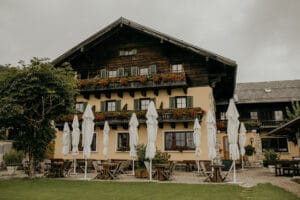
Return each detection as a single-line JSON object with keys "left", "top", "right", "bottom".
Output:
{"left": 0, "top": 0, "right": 299, "bottom": 82}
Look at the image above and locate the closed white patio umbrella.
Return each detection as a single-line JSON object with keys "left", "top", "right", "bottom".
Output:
{"left": 82, "top": 104, "right": 95, "bottom": 180}
{"left": 145, "top": 101, "right": 158, "bottom": 181}
{"left": 239, "top": 122, "right": 247, "bottom": 170}
{"left": 226, "top": 98, "right": 240, "bottom": 183}
{"left": 62, "top": 122, "right": 70, "bottom": 157}
{"left": 103, "top": 121, "right": 110, "bottom": 159}
{"left": 129, "top": 113, "right": 139, "bottom": 175}
{"left": 206, "top": 110, "right": 217, "bottom": 163}
{"left": 71, "top": 115, "right": 80, "bottom": 174}
{"left": 193, "top": 118, "right": 201, "bottom": 173}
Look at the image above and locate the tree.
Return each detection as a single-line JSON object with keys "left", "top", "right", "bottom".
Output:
{"left": 0, "top": 57, "right": 77, "bottom": 176}
{"left": 286, "top": 101, "right": 300, "bottom": 120}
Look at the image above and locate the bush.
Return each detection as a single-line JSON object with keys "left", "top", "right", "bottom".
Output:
{"left": 3, "top": 149, "right": 24, "bottom": 166}
{"left": 245, "top": 145, "right": 255, "bottom": 156}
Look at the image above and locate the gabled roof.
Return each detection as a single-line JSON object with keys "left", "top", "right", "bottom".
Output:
{"left": 52, "top": 17, "right": 237, "bottom": 67}
{"left": 235, "top": 80, "right": 300, "bottom": 104}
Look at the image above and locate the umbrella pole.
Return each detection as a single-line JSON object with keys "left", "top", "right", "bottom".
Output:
{"left": 132, "top": 159, "right": 135, "bottom": 176}
{"left": 233, "top": 160, "right": 236, "bottom": 183}
{"left": 73, "top": 156, "right": 77, "bottom": 174}
{"left": 149, "top": 159, "right": 152, "bottom": 182}
{"left": 241, "top": 156, "right": 244, "bottom": 170}
{"left": 84, "top": 158, "right": 87, "bottom": 180}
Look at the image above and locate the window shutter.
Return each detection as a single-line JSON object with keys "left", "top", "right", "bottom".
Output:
{"left": 187, "top": 96, "right": 193, "bottom": 108}
{"left": 100, "top": 69, "right": 107, "bottom": 78}
{"left": 131, "top": 66, "right": 138, "bottom": 76}
{"left": 116, "top": 100, "right": 121, "bottom": 111}
{"left": 134, "top": 99, "right": 140, "bottom": 110}
{"left": 169, "top": 97, "right": 175, "bottom": 109}
{"left": 149, "top": 65, "right": 157, "bottom": 75}
{"left": 100, "top": 101, "right": 106, "bottom": 112}
{"left": 118, "top": 67, "right": 124, "bottom": 77}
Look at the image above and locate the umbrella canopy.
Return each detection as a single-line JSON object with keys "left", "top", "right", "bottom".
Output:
{"left": 193, "top": 118, "right": 201, "bottom": 157}
{"left": 82, "top": 104, "right": 95, "bottom": 159}
{"left": 145, "top": 101, "right": 158, "bottom": 160}
{"left": 71, "top": 115, "right": 80, "bottom": 155}
{"left": 62, "top": 122, "right": 70, "bottom": 156}
{"left": 145, "top": 101, "right": 158, "bottom": 181}
{"left": 206, "top": 110, "right": 217, "bottom": 160}
{"left": 239, "top": 122, "right": 246, "bottom": 156}
{"left": 129, "top": 113, "right": 139, "bottom": 158}
{"left": 226, "top": 99, "right": 240, "bottom": 161}
{"left": 102, "top": 121, "right": 110, "bottom": 158}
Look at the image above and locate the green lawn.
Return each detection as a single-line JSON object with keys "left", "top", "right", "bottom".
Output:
{"left": 0, "top": 179, "right": 298, "bottom": 200}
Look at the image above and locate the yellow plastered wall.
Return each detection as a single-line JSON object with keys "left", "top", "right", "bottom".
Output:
{"left": 54, "top": 86, "right": 214, "bottom": 161}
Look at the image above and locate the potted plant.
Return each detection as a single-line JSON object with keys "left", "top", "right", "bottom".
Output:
{"left": 119, "top": 77, "right": 128, "bottom": 86}
{"left": 135, "top": 144, "right": 149, "bottom": 178}
{"left": 3, "top": 149, "right": 24, "bottom": 175}
{"left": 263, "top": 149, "right": 280, "bottom": 170}
{"left": 245, "top": 145, "right": 256, "bottom": 156}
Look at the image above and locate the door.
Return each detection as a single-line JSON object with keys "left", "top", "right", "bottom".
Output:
{"left": 223, "top": 136, "right": 229, "bottom": 159}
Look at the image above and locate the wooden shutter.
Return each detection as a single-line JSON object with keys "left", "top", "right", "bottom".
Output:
{"left": 149, "top": 65, "right": 157, "bottom": 75}
{"left": 134, "top": 99, "right": 140, "bottom": 110}
{"left": 83, "top": 102, "right": 88, "bottom": 112}
{"left": 131, "top": 66, "right": 138, "bottom": 76}
{"left": 169, "top": 97, "right": 175, "bottom": 109}
{"left": 100, "top": 101, "right": 106, "bottom": 112}
{"left": 187, "top": 96, "right": 193, "bottom": 108}
{"left": 116, "top": 100, "right": 121, "bottom": 111}
{"left": 100, "top": 69, "right": 107, "bottom": 78}
{"left": 118, "top": 67, "right": 124, "bottom": 77}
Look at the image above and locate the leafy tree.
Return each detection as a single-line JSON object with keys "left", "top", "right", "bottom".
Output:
{"left": 286, "top": 101, "right": 300, "bottom": 120}
{"left": 0, "top": 57, "right": 77, "bottom": 176}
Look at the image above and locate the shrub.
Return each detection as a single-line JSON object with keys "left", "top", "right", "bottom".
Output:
{"left": 3, "top": 149, "right": 24, "bottom": 166}
{"left": 245, "top": 145, "right": 255, "bottom": 156}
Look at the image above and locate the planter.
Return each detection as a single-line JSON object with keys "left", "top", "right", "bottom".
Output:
{"left": 134, "top": 169, "right": 149, "bottom": 178}
{"left": 7, "top": 166, "right": 18, "bottom": 175}
{"left": 268, "top": 165, "right": 275, "bottom": 174}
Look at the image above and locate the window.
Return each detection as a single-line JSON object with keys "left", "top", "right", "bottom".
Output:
{"left": 75, "top": 103, "right": 86, "bottom": 113}
{"left": 176, "top": 97, "right": 186, "bottom": 108}
{"left": 165, "top": 131, "right": 195, "bottom": 151}
{"left": 117, "top": 132, "right": 129, "bottom": 151}
{"left": 169, "top": 96, "right": 193, "bottom": 109}
{"left": 140, "top": 68, "right": 149, "bottom": 76}
{"left": 262, "top": 137, "right": 288, "bottom": 152}
{"left": 107, "top": 101, "right": 116, "bottom": 112}
{"left": 220, "top": 112, "right": 226, "bottom": 120}
{"left": 149, "top": 65, "right": 157, "bottom": 75}
{"left": 77, "top": 132, "right": 97, "bottom": 152}
{"left": 141, "top": 99, "right": 150, "bottom": 110}
{"left": 274, "top": 110, "right": 283, "bottom": 121}
{"left": 119, "top": 49, "right": 137, "bottom": 56}
{"left": 134, "top": 98, "right": 155, "bottom": 110}
{"left": 100, "top": 69, "right": 107, "bottom": 78}
{"left": 131, "top": 66, "right": 138, "bottom": 76}
{"left": 250, "top": 111, "right": 258, "bottom": 120}
{"left": 171, "top": 64, "right": 183, "bottom": 73}
{"left": 101, "top": 100, "right": 121, "bottom": 112}
{"left": 117, "top": 67, "right": 124, "bottom": 77}
{"left": 108, "top": 70, "right": 117, "bottom": 78}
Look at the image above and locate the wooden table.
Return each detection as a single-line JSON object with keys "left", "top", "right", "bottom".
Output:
{"left": 275, "top": 160, "right": 300, "bottom": 176}
{"left": 47, "top": 162, "right": 64, "bottom": 178}
{"left": 210, "top": 164, "right": 224, "bottom": 183}
{"left": 153, "top": 164, "right": 169, "bottom": 181}
{"left": 95, "top": 163, "right": 119, "bottom": 180}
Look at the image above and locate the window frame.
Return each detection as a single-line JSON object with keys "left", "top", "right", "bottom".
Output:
{"left": 106, "top": 101, "right": 116, "bottom": 112}
{"left": 140, "top": 68, "right": 149, "bottom": 76}
{"left": 171, "top": 64, "right": 183, "bottom": 73}
{"left": 250, "top": 111, "right": 258, "bottom": 120}
{"left": 274, "top": 110, "right": 283, "bottom": 121}
{"left": 163, "top": 130, "right": 195, "bottom": 152}
{"left": 261, "top": 137, "right": 289, "bottom": 153}
{"left": 115, "top": 132, "right": 130, "bottom": 152}
{"left": 108, "top": 70, "right": 117, "bottom": 78}
{"left": 176, "top": 96, "right": 187, "bottom": 109}
{"left": 140, "top": 98, "right": 150, "bottom": 110}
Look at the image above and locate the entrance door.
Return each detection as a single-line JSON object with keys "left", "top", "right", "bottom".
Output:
{"left": 223, "top": 136, "right": 229, "bottom": 159}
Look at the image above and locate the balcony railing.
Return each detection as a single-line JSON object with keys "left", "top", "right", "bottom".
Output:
{"left": 56, "top": 107, "right": 203, "bottom": 127}
{"left": 78, "top": 73, "right": 187, "bottom": 92}
{"left": 216, "top": 119, "right": 289, "bottom": 131}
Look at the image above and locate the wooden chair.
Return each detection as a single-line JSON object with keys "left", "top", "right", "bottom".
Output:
{"left": 199, "top": 161, "right": 212, "bottom": 181}
{"left": 117, "top": 160, "right": 131, "bottom": 174}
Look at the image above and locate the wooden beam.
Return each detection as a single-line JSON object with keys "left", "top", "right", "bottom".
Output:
{"left": 117, "top": 91, "right": 123, "bottom": 98}
{"left": 95, "top": 93, "right": 101, "bottom": 99}
{"left": 129, "top": 91, "right": 135, "bottom": 98}
{"left": 167, "top": 88, "right": 172, "bottom": 95}
{"left": 105, "top": 92, "right": 111, "bottom": 99}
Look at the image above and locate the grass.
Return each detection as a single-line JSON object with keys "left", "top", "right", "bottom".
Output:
{"left": 0, "top": 179, "right": 298, "bottom": 200}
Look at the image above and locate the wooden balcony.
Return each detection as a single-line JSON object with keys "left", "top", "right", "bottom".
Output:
{"left": 216, "top": 119, "right": 288, "bottom": 131}
{"left": 78, "top": 73, "right": 187, "bottom": 93}
{"left": 55, "top": 107, "right": 203, "bottom": 130}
